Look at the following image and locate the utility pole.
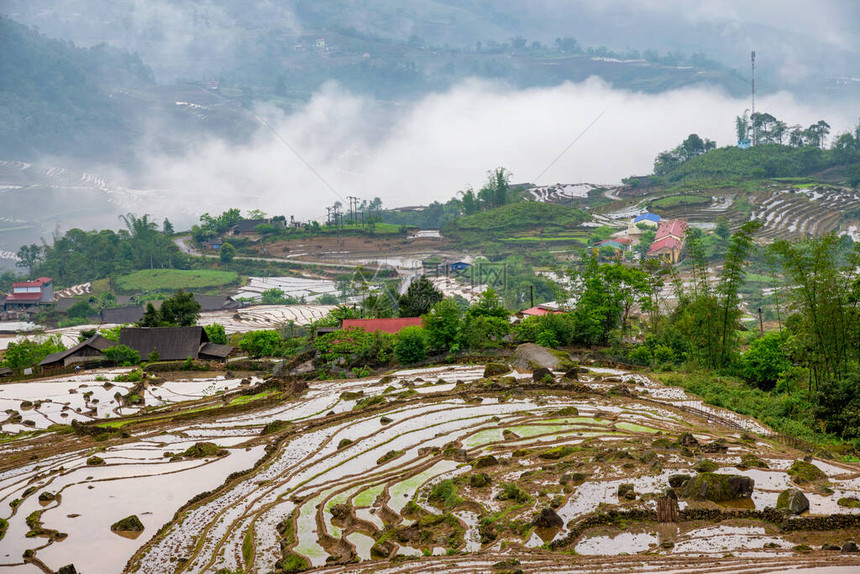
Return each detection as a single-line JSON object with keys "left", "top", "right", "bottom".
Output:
{"left": 346, "top": 196, "right": 359, "bottom": 226}
{"left": 751, "top": 50, "right": 756, "bottom": 146}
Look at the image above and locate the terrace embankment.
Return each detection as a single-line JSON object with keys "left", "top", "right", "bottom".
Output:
{"left": 1, "top": 364, "right": 859, "bottom": 573}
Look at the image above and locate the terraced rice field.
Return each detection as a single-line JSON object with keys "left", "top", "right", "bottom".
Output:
{"left": 197, "top": 304, "right": 338, "bottom": 332}
{"left": 233, "top": 277, "right": 340, "bottom": 303}
{"left": 749, "top": 186, "right": 860, "bottom": 241}
{"left": 2, "top": 365, "right": 860, "bottom": 573}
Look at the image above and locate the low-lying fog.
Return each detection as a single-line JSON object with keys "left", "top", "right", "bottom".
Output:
{"left": 133, "top": 78, "right": 857, "bottom": 224}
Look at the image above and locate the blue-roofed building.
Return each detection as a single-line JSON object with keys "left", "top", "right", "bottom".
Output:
{"left": 633, "top": 212, "right": 661, "bottom": 226}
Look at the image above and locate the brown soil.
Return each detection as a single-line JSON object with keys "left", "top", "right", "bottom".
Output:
{"left": 264, "top": 234, "right": 451, "bottom": 261}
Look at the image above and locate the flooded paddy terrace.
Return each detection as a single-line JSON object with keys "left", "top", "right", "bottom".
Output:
{"left": 0, "top": 364, "right": 859, "bottom": 573}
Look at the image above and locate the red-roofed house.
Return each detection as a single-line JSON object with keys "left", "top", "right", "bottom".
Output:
{"left": 655, "top": 219, "right": 688, "bottom": 242}
{"left": 341, "top": 317, "right": 424, "bottom": 334}
{"left": 5, "top": 277, "right": 53, "bottom": 310}
{"left": 520, "top": 306, "right": 564, "bottom": 318}
{"left": 646, "top": 218, "right": 688, "bottom": 263}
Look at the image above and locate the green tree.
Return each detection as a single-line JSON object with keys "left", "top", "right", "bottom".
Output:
{"left": 239, "top": 330, "right": 283, "bottom": 358}
{"left": 204, "top": 323, "right": 228, "bottom": 345}
{"left": 103, "top": 345, "right": 141, "bottom": 366}
{"left": 16, "top": 244, "right": 43, "bottom": 276}
{"left": 219, "top": 242, "right": 236, "bottom": 264}
{"left": 739, "top": 331, "right": 790, "bottom": 391}
{"left": 139, "top": 303, "right": 162, "bottom": 327}
{"left": 3, "top": 336, "right": 65, "bottom": 371}
{"left": 67, "top": 300, "right": 96, "bottom": 319}
{"left": 261, "top": 288, "right": 287, "bottom": 305}
{"left": 423, "top": 298, "right": 463, "bottom": 352}
{"left": 398, "top": 276, "right": 443, "bottom": 317}
{"left": 395, "top": 326, "right": 428, "bottom": 364}
{"left": 715, "top": 220, "right": 762, "bottom": 365}
{"left": 160, "top": 290, "right": 201, "bottom": 326}
{"left": 771, "top": 234, "right": 859, "bottom": 391}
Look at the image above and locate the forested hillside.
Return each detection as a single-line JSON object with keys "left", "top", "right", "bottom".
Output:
{"left": 0, "top": 16, "right": 153, "bottom": 161}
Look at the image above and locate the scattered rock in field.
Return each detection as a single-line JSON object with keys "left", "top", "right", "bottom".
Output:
{"left": 111, "top": 515, "right": 144, "bottom": 534}
{"left": 700, "top": 441, "right": 729, "bottom": 454}
{"left": 842, "top": 540, "right": 859, "bottom": 553}
{"left": 470, "top": 473, "right": 491, "bottom": 488}
{"left": 693, "top": 459, "right": 719, "bottom": 473}
{"left": 86, "top": 456, "right": 105, "bottom": 466}
{"left": 38, "top": 491, "right": 56, "bottom": 503}
{"left": 678, "top": 432, "right": 699, "bottom": 447}
{"left": 838, "top": 497, "right": 860, "bottom": 508}
{"left": 57, "top": 565, "right": 78, "bottom": 574}
{"left": 739, "top": 454, "right": 769, "bottom": 469}
{"left": 788, "top": 460, "right": 826, "bottom": 484}
{"left": 776, "top": 488, "right": 809, "bottom": 515}
{"left": 617, "top": 483, "right": 636, "bottom": 499}
{"left": 668, "top": 474, "right": 691, "bottom": 488}
{"left": 532, "top": 367, "right": 553, "bottom": 383}
{"left": 533, "top": 507, "right": 563, "bottom": 528}
{"left": 473, "top": 455, "right": 498, "bottom": 469}
{"left": 682, "top": 473, "right": 754, "bottom": 502}
{"left": 511, "top": 343, "right": 560, "bottom": 371}
{"left": 483, "top": 363, "right": 510, "bottom": 377}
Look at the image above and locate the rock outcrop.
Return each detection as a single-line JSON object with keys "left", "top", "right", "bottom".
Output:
{"left": 683, "top": 473, "right": 754, "bottom": 502}
{"left": 511, "top": 343, "right": 560, "bottom": 371}
{"left": 777, "top": 488, "right": 809, "bottom": 515}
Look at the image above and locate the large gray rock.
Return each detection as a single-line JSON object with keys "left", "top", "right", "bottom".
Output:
{"left": 533, "top": 507, "right": 564, "bottom": 528}
{"left": 682, "top": 473, "right": 754, "bottom": 502}
{"left": 511, "top": 343, "right": 561, "bottom": 371}
{"left": 776, "top": 488, "right": 809, "bottom": 515}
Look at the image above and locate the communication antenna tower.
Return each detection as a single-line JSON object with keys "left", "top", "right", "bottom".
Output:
{"left": 751, "top": 50, "right": 756, "bottom": 146}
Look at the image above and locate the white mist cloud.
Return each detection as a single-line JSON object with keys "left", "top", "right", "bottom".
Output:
{"left": 137, "top": 78, "right": 858, "bottom": 225}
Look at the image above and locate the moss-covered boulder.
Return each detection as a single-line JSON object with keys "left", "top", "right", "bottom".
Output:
{"left": 837, "top": 497, "right": 860, "bottom": 508}
{"left": 776, "top": 488, "right": 809, "bottom": 515}
{"left": 617, "top": 483, "right": 636, "bottom": 500}
{"left": 538, "top": 445, "right": 578, "bottom": 460}
{"left": 693, "top": 459, "right": 719, "bottom": 473}
{"left": 739, "top": 454, "right": 769, "bottom": 469}
{"left": 678, "top": 432, "right": 699, "bottom": 447}
{"left": 86, "top": 456, "right": 105, "bottom": 466}
{"left": 788, "top": 460, "right": 826, "bottom": 484}
{"left": 533, "top": 507, "right": 563, "bottom": 528}
{"left": 668, "top": 474, "right": 691, "bottom": 488}
{"left": 470, "top": 473, "right": 492, "bottom": 488}
{"left": 111, "top": 515, "right": 144, "bottom": 533}
{"left": 551, "top": 406, "right": 579, "bottom": 417}
{"left": 682, "top": 473, "right": 754, "bottom": 502}
{"left": 532, "top": 367, "right": 553, "bottom": 383}
{"left": 180, "top": 442, "right": 228, "bottom": 459}
{"left": 483, "top": 363, "right": 511, "bottom": 377}
{"left": 473, "top": 455, "right": 498, "bottom": 469}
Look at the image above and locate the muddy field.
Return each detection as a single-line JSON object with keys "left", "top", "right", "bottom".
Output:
{"left": 264, "top": 234, "right": 451, "bottom": 263}
{"left": 1, "top": 364, "right": 859, "bottom": 573}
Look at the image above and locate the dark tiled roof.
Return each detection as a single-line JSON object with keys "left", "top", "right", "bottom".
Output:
{"left": 101, "top": 305, "right": 145, "bottom": 325}
{"left": 193, "top": 294, "right": 233, "bottom": 311}
{"left": 39, "top": 335, "right": 113, "bottom": 367}
{"left": 198, "top": 342, "right": 233, "bottom": 360}
{"left": 231, "top": 219, "right": 267, "bottom": 233}
{"left": 119, "top": 326, "right": 208, "bottom": 361}
{"left": 55, "top": 297, "right": 85, "bottom": 312}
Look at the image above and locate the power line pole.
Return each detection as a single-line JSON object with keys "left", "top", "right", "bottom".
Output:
{"left": 346, "top": 196, "right": 359, "bottom": 226}
{"left": 751, "top": 50, "right": 756, "bottom": 146}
